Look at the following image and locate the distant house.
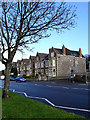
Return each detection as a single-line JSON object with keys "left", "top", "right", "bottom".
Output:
{"left": 17, "top": 60, "right": 21, "bottom": 74}
{"left": 29, "top": 56, "right": 36, "bottom": 76}
{"left": 35, "top": 52, "right": 48, "bottom": 76}
{"left": 15, "top": 45, "right": 86, "bottom": 79}
{"left": 19, "top": 59, "right": 30, "bottom": 76}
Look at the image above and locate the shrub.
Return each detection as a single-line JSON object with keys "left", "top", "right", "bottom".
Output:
{"left": 74, "top": 75, "right": 86, "bottom": 83}
{"left": 74, "top": 75, "right": 82, "bottom": 80}
{"left": 82, "top": 75, "right": 86, "bottom": 83}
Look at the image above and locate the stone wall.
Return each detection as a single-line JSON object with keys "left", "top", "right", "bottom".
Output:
{"left": 57, "top": 55, "right": 86, "bottom": 79}
{"left": 75, "top": 57, "right": 86, "bottom": 74}
{"left": 57, "top": 55, "right": 74, "bottom": 78}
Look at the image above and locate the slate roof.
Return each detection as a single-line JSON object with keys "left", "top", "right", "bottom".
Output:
{"left": 50, "top": 47, "right": 84, "bottom": 57}
{"left": 22, "top": 59, "right": 30, "bottom": 64}
{"left": 38, "top": 53, "right": 48, "bottom": 58}
{"left": 42, "top": 54, "right": 49, "bottom": 61}
{"left": 30, "top": 56, "right": 36, "bottom": 62}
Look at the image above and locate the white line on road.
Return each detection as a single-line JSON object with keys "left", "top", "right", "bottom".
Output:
{"left": 11, "top": 89, "right": 90, "bottom": 113}
{"left": 62, "top": 87, "right": 69, "bottom": 89}
{"left": 46, "top": 84, "right": 90, "bottom": 91}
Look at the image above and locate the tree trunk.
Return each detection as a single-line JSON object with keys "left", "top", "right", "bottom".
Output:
{"left": 2, "top": 62, "right": 11, "bottom": 99}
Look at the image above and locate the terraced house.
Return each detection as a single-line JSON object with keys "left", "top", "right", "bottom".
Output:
{"left": 19, "top": 59, "right": 30, "bottom": 76}
{"left": 16, "top": 45, "right": 86, "bottom": 80}
{"left": 35, "top": 52, "right": 48, "bottom": 76}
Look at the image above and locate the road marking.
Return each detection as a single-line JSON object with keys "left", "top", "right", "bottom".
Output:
{"left": 31, "top": 82, "right": 90, "bottom": 91}
{"left": 73, "top": 88, "right": 90, "bottom": 91}
{"left": 11, "top": 89, "right": 90, "bottom": 113}
{"left": 62, "top": 87, "right": 69, "bottom": 89}
{"left": 34, "top": 84, "right": 42, "bottom": 86}
{"left": 46, "top": 85, "right": 53, "bottom": 88}
{"left": 73, "top": 88, "right": 79, "bottom": 90}
{"left": 35, "top": 84, "right": 38, "bottom": 86}
{"left": 46, "top": 84, "right": 89, "bottom": 91}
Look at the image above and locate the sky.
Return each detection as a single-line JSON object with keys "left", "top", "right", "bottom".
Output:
{"left": 13, "top": 2, "right": 88, "bottom": 62}
{"left": 89, "top": 1, "right": 90, "bottom": 54}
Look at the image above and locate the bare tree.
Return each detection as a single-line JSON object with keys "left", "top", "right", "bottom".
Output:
{"left": 1, "top": 1, "right": 77, "bottom": 98}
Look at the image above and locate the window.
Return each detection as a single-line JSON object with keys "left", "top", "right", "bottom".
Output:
{"left": 30, "top": 71, "right": 32, "bottom": 74}
{"left": 53, "top": 69, "right": 56, "bottom": 76}
{"left": 41, "top": 69, "right": 44, "bottom": 75}
{"left": 45, "top": 69, "right": 49, "bottom": 76}
{"left": 22, "top": 66, "right": 23, "bottom": 70}
{"left": 50, "top": 60, "right": 52, "bottom": 66}
{"left": 53, "top": 60, "right": 55, "bottom": 66}
{"left": 38, "top": 63, "right": 40, "bottom": 68}
{"left": 71, "top": 53, "right": 76, "bottom": 56}
{"left": 23, "top": 66, "right": 25, "bottom": 70}
{"left": 35, "top": 63, "right": 37, "bottom": 68}
{"left": 37, "top": 57, "right": 39, "bottom": 61}
{"left": 45, "top": 60, "right": 49, "bottom": 67}
{"left": 30, "top": 64, "right": 32, "bottom": 69}
{"left": 27, "top": 66, "right": 29, "bottom": 70}
{"left": 73, "top": 54, "right": 76, "bottom": 56}
{"left": 30, "top": 59, "right": 31, "bottom": 63}
{"left": 41, "top": 62, "right": 44, "bottom": 68}
{"left": 51, "top": 52, "right": 54, "bottom": 57}
{"left": 49, "top": 69, "right": 52, "bottom": 76}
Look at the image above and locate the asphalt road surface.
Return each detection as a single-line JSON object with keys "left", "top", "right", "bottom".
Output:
{"left": 0, "top": 80, "right": 90, "bottom": 118}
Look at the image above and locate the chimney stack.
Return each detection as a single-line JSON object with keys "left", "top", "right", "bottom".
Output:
{"left": 62, "top": 45, "right": 66, "bottom": 55}
{"left": 79, "top": 48, "right": 82, "bottom": 57}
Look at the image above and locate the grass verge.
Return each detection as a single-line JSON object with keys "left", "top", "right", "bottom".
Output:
{"left": 1, "top": 90, "right": 88, "bottom": 119}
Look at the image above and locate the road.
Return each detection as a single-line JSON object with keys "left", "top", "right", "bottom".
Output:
{"left": 0, "top": 80, "right": 90, "bottom": 118}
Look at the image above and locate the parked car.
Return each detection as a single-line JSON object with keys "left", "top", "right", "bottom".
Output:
{"left": 16, "top": 76, "right": 26, "bottom": 82}
{"left": 10, "top": 77, "right": 15, "bottom": 81}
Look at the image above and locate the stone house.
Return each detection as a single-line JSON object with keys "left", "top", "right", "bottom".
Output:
{"left": 19, "top": 59, "right": 30, "bottom": 76}
{"left": 48, "top": 45, "right": 86, "bottom": 79}
{"left": 35, "top": 52, "right": 48, "bottom": 76}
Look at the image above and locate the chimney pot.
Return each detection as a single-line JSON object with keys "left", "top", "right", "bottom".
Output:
{"left": 79, "top": 48, "right": 82, "bottom": 57}
{"left": 63, "top": 44, "right": 65, "bottom": 47}
{"left": 62, "top": 45, "right": 66, "bottom": 55}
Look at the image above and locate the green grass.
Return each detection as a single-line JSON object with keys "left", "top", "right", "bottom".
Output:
{"left": 1, "top": 90, "right": 88, "bottom": 119}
